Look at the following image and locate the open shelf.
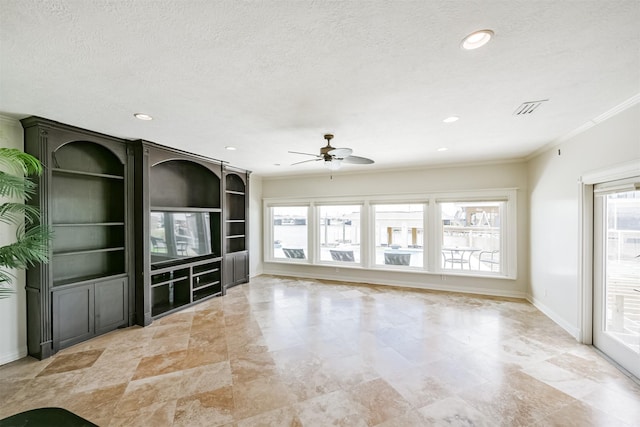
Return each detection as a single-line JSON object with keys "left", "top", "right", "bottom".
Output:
{"left": 52, "top": 250, "right": 125, "bottom": 286}
{"left": 148, "top": 256, "right": 222, "bottom": 318}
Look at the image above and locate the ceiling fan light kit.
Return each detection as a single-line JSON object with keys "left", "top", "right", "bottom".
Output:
{"left": 289, "top": 133, "right": 375, "bottom": 171}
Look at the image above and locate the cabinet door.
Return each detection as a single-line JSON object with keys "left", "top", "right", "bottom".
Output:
{"left": 223, "top": 255, "right": 235, "bottom": 288}
{"left": 95, "top": 277, "right": 128, "bottom": 335}
{"left": 233, "top": 251, "right": 249, "bottom": 284}
{"left": 52, "top": 284, "right": 94, "bottom": 351}
{"left": 224, "top": 252, "right": 249, "bottom": 288}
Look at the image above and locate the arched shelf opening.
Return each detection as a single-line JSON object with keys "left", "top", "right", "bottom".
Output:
{"left": 53, "top": 141, "right": 123, "bottom": 177}
{"left": 150, "top": 160, "right": 221, "bottom": 208}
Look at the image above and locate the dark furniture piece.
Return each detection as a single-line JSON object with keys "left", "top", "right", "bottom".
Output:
{"left": 22, "top": 118, "right": 251, "bottom": 358}
{"left": 133, "top": 140, "right": 225, "bottom": 325}
{"left": 223, "top": 167, "right": 250, "bottom": 289}
{"left": 22, "top": 117, "right": 134, "bottom": 360}
{"left": 0, "top": 407, "right": 98, "bottom": 427}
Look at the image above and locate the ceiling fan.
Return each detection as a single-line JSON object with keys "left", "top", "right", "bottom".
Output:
{"left": 289, "top": 134, "right": 375, "bottom": 171}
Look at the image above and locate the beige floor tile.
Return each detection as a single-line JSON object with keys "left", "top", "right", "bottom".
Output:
{"left": 418, "top": 396, "right": 495, "bottom": 427}
{"left": 0, "top": 276, "right": 637, "bottom": 426}
{"left": 173, "top": 385, "right": 235, "bottom": 427}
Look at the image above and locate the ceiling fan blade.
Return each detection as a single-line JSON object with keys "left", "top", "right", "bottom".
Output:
{"left": 342, "top": 155, "right": 375, "bottom": 164}
{"left": 327, "top": 147, "right": 353, "bottom": 158}
{"left": 288, "top": 151, "right": 321, "bottom": 157}
{"left": 291, "top": 158, "right": 322, "bottom": 166}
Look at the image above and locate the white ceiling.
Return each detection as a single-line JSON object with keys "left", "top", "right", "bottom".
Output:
{"left": 1, "top": 1, "right": 639, "bottom": 176}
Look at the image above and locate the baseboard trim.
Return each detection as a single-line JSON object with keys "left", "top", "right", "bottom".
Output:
{"left": 259, "top": 270, "right": 526, "bottom": 300}
{"left": 0, "top": 346, "right": 27, "bottom": 366}
{"left": 527, "top": 295, "right": 581, "bottom": 340}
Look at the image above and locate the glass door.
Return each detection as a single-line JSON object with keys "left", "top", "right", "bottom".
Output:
{"left": 593, "top": 177, "right": 640, "bottom": 378}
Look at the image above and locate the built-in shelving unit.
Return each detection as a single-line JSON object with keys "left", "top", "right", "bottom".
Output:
{"left": 223, "top": 168, "right": 250, "bottom": 288}
{"left": 134, "top": 141, "right": 227, "bottom": 324}
{"left": 22, "top": 118, "right": 250, "bottom": 358}
{"left": 22, "top": 117, "right": 133, "bottom": 359}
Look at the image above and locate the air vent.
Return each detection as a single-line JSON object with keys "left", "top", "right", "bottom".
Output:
{"left": 513, "top": 99, "right": 548, "bottom": 115}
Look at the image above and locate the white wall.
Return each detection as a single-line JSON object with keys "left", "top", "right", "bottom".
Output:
{"left": 528, "top": 103, "right": 640, "bottom": 339}
{"left": 260, "top": 161, "right": 529, "bottom": 298}
{"left": 249, "top": 173, "right": 263, "bottom": 277}
{"left": 0, "top": 116, "right": 28, "bottom": 364}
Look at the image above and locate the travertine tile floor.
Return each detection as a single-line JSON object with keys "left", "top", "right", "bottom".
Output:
{"left": 1, "top": 275, "right": 639, "bottom": 426}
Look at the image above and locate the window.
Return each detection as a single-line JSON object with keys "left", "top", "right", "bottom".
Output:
{"left": 272, "top": 206, "right": 308, "bottom": 260}
{"left": 319, "top": 205, "right": 361, "bottom": 263}
{"left": 264, "top": 189, "right": 515, "bottom": 278}
{"left": 439, "top": 201, "right": 503, "bottom": 273}
{"left": 373, "top": 204, "right": 424, "bottom": 267}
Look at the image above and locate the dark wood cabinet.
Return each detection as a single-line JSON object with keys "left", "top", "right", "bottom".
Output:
{"left": 223, "top": 167, "right": 250, "bottom": 289}
{"left": 22, "top": 119, "right": 250, "bottom": 358}
{"left": 133, "top": 141, "right": 226, "bottom": 325}
{"left": 22, "top": 117, "right": 134, "bottom": 359}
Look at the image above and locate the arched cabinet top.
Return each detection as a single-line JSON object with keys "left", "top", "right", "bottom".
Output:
{"left": 53, "top": 140, "right": 124, "bottom": 176}
{"left": 225, "top": 173, "right": 246, "bottom": 193}
{"left": 149, "top": 159, "right": 221, "bottom": 208}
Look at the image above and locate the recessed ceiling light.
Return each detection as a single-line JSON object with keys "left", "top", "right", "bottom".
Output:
{"left": 443, "top": 116, "right": 459, "bottom": 123}
{"left": 133, "top": 113, "right": 153, "bottom": 121}
{"left": 225, "top": 146, "right": 237, "bottom": 151}
{"left": 461, "top": 30, "right": 494, "bottom": 50}
{"left": 274, "top": 163, "right": 281, "bottom": 166}
{"left": 437, "top": 147, "right": 448, "bottom": 152}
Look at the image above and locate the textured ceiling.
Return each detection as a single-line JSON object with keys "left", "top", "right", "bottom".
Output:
{"left": 1, "top": 1, "right": 639, "bottom": 176}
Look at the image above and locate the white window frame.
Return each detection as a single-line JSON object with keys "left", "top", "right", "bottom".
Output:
{"left": 263, "top": 188, "right": 517, "bottom": 279}
{"left": 434, "top": 197, "right": 512, "bottom": 277}
{"left": 315, "top": 202, "right": 365, "bottom": 267}
{"left": 264, "top": 202, "right": 311, "bottom": 264}
{"left": 369, "top": 201, "right": 428, "bottom": 270}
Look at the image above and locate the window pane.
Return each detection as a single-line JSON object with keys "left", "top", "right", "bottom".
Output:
{"left": 440, "top": 202, "right": 502, "bottom": 272}
{"left": 273, "top": 206, "right": 308, "bottom": 260}
{"left": 374, "top": 204, "right": 424, "bottom": 267}
{"left": 319, "top": 205, "right": 361, "bottom": 263}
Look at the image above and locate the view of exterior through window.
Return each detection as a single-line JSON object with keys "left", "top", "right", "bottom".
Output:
{"left": 374, "top": 204, "right": 424, "bottom": 267}
{"left": 273, "top": 206, "right": 308, "bottom": 260}
{"left": 604, "top": 190, "right": 640, "bottom": 354}
{"left": 267, "top": 195, "right": 512, "bottom": 276}
{"left": 440, "top": 201, "right": 503, "bottom": 272}
{"left": 319, "top": 205, "right": 361, "bottom": 262}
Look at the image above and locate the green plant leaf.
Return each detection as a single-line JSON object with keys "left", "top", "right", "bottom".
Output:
{"left": 0, "top": 148, "right": 43, "bottom": 176}
{"left": 0, "top": 148, "right": 50, "bottom": 299}
{"left": 0, "top": 224, "right": 52, "bottom": 270}
{"left": 0, "top": 203, "right": 41, "bottom": 226}
{"left": 0, "top": 270, "right": 16, "bottom": 298}
{"left": 0, "top": 171, "right": 37, "bottom": 199}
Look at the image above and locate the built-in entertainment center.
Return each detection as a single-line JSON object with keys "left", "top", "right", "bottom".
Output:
{"left": 22, "top": 117, "right": 249, "bottom": 359}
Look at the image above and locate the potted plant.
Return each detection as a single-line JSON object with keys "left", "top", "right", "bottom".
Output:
{"left": 0, "top": 148, "right": 52, "bottom": 298}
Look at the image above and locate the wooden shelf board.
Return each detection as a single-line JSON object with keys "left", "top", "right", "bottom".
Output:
{"left": 192, "top": 280, "right": 221, "bottom": 291}
{"left": 193, "top": 268, "right": 220, "bottom": 277}
{"left": 53, "top": 247, "right": 125, "bottom": 257}
{"left": 52, "top": 168, "right": 124, "bottom": 180}
{"left": 52, "top": 222, "right": 124, "bottom": 227}
{"left": 151, "top": 206, "right": 222, "bottom": 212}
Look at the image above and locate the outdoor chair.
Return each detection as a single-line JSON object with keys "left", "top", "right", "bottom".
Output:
{"left": 330, "top": 249, "right": 355, "bottom": 262}
{"left": 283, "top": 248, "right": 306, "bottom": 259}
{"left": 479, "top": 250, "right": 500, "bottom": 271}
{"left": 384, "top": 252, "right": 411, "bottom": 265}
